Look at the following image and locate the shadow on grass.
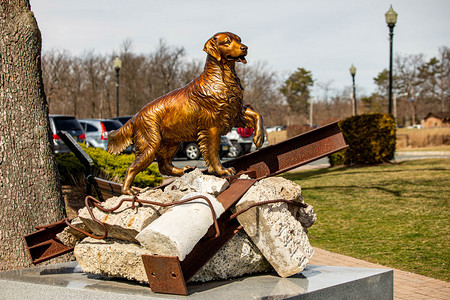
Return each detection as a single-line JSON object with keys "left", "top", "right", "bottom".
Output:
{"left": 282, "top": 166, "right": 347, "bottom": 181}
{"left": 300, "top": 184, "right": 403, "bottom": 197}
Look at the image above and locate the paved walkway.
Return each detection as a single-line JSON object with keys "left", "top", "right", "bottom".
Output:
{"left": 309, "top": 247, "right": 450, "bottom": 299}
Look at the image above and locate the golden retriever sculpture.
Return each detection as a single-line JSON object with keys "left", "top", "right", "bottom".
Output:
{"left": 108, "top": 32, "right": 264, "bottom": 195}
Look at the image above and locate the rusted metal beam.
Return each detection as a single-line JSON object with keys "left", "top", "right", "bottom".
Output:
{"left": 223, "top": 121, "right": 347, "bottom": 179}
{"left": 142, "top": 122, "right": 347, "bottom": 295}
{"left": 23, "top": 219, "right": 73, "bottom": 264}
{"left": 142, "top": 254, "right": 188, "bottom": 295}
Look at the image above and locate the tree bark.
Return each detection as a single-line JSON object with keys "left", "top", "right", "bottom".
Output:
{"left": 0, "top": 0, "right": 65, "bottom": 270}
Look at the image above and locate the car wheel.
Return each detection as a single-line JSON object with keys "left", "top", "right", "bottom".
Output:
{"left": 229, "top": 141, "right": 242, "bottom": 157}
{"left": 185, "top": 143, "right": 201, "bottom": 160}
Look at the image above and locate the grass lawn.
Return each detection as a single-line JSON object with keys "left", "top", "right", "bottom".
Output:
{"left": 281, "top": 158, "right": 450, "bottom": 282}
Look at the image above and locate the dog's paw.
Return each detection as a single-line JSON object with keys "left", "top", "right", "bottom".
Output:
{"left": 223, "top": 167, "right": 236, "bottom": 176}
{"left": 121, "top": 187, "right": 138, "bottom": 196}
{"left": 211, "top": 166, "right": 236, "bottom": 177}
{"left": 253, "top": 132, "right": 264, "bottom": 148}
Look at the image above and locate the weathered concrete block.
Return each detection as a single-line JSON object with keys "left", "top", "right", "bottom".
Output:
{"left": 56, "top": 217, "right": 91, "bottom": 248}
{"left": 74, "top": 237, "right": 150, "bottom": 283}
{"left": 233, "top": 177, "right": 316, "bottom": 278}
{"left": 74, "top": 231, "right": 271, "bottom": 284}
{"left": 164, "top": 168, "right": 229, "bottom": 196}
{"left": 136, "top": 192, "right": 225, "bottom": 260}
{"left": 191, "top": 231, "right": 273, "bottom": 282}
{"left": 78, "top": 189, "right": 186, "bottom": 242}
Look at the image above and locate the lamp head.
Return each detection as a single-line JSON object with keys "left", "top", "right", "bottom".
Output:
{"left": 113, "top": 57, "right": 122, "bottom": 71}
{"left": 385, "top": 5, "right": 398, "bottom": 26}
{"left": 349, "top": 64, "right": 356, "bottom": 76}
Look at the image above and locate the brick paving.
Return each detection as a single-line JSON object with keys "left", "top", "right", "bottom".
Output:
{"left": 309, "top": 247, "right": 450, "bottom": 299}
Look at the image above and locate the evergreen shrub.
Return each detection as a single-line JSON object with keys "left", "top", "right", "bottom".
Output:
{"left": 56, "top": 145, "right": 163, "bottom": 188}
{"left": 329, "top": 113, "right": 396, "bottom": 166}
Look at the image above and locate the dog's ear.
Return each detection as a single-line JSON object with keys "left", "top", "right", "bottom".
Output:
{"left": 203, "top": 36, "right": 221, "bottom": 62}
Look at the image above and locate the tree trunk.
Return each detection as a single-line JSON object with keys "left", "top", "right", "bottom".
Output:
{"left": 0, "top": 0, "right": 65, "bottom": 270}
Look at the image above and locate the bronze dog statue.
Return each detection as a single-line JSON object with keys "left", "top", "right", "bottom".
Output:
{"left": 108, "top": 32, "right": 264, "bottom": 195}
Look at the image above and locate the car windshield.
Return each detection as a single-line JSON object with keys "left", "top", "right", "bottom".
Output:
{"left": 102, "top": 121, "right": 122, "bottom": 131}
{"left": 53, "top": 117, "right": 82, "bottom": 131}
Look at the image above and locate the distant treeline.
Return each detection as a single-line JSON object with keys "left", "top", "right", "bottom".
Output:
{"left": 42, "top": 40, "right": 449, "bottom": 126}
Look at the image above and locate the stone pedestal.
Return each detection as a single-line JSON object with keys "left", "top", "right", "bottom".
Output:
{"left": 0, "top": 262, "right": 393, "bottom": 300}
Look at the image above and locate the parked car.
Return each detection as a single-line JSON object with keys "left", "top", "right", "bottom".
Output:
{"left": 226, "top": 127, "right": 254, "bottom": 157}
{"left": 176, "top": 136, "right": 232, "bottom": 160}
{"left": 49, "top": 115, "right": 86, "bottom": 154}
{"left": 109, "top": 115, "right": 133, "bottom": 125}
{"left": 78, "top": 119, "right": 123, "bottom": 151}
{"left": 265, "top": 125, "right": 286, "bottom": 132}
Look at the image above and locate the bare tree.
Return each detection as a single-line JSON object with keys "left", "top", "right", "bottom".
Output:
{"left": 147, "top": 39, "right": 186, "bottom": 99}
{"left": 0, "top": 0, "right": 65, "bottom": 271}
{"left": 237, "top": 62, "right": 287, "bottom": 126}
{"left": 179, "top": 59, "right": 203, "bottom": 85}
{"left": 41, "top": 49, "right": 72, "bottom": 113}
{"left": 418, "top": 46, "right": 450, "bottom": 112}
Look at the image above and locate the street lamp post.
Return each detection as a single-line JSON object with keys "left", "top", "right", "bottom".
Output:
{"left": 385, "top": 5, "right": 398, "bottom": 115}
{"left": 349, "top": 64, "right": 357, "bottom": 116}
{"left": 113, "top": 57, "right": 122, "bottom": 118}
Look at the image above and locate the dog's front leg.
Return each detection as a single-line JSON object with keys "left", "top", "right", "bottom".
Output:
{"left": 240, "top": 106, "right": 265, "bottom": 148}
{"left": 198, "top": 127, "right": 235, "bottom": 176}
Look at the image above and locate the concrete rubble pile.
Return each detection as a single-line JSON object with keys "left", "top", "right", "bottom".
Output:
{"left": 58, "top": 169, "right": 316, "bottom": 283}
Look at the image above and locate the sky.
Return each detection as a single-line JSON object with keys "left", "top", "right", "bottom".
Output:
{"left": 30, "top": 0, "right": 450, "bottom": 98}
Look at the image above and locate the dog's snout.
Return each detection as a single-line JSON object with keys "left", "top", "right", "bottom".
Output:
{"left": 240, "top": 45, "right": 248, "bottom": 52}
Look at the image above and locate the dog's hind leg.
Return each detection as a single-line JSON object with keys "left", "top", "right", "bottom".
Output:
{"left": 122, "top": 130, "right": 161, "bottom": 195}
{"left": 122, "top": 147, "right": 158, "bottom": 195}
{"left": 156, "top": 142, "right": 191, "bottom": 176}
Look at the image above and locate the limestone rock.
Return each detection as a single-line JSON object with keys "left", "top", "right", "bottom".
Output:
{"left": 78, "top": 189, "right": 185, "bottom": 242}
{"left": 233, "top": 177, "right": 316, "bottom": 278}
{"left": 74, "top": 231, "right": 271, "bottom": 284}
{"left": 56, "top": 217, "right": 91, "bottom": 248}
{"left": 191, "top": 231, "right": 273, "bottom": 282}
{"left": 136, "top": 192, "right": 225, "bottom": 260}
{"left": 164, "top": 168, "right": 229, "bottom": 196}
{"left": 74, "top": 237, "right": 150, "bottom": 283}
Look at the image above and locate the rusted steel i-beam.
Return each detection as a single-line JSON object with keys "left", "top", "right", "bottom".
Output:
{"left": 223, "top": 121, "right": 347, "bottom": 179}
{"left": 23, "top": 219, "right": 74, "bottom": 265}
{"left": 139, "top": 122, "right": 348, "bottom": 295}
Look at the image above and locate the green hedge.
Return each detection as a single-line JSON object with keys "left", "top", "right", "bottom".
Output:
{"left": 329, "top": 113, "right": 396, "bottom": 166}
{"left": 56, "top": 145, "right": 163, "bottom": 188}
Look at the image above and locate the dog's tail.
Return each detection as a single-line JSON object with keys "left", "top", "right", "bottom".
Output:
{"left": 107, "top": 119, "right": 133, "bottom": 155}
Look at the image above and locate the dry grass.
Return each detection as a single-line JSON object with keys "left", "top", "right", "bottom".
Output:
{"left": 396, "top": 145, "right": 450, "bottom": 152}
{"left": 397, "top": 127, "right": 450, "bottom": 148}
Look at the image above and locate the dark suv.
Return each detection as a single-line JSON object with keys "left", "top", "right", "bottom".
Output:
{"left": 109, "top": 116, "right": 133, "bottom": 125}
{"left": 48, "top": 115, "right": 86, "bottom": 154}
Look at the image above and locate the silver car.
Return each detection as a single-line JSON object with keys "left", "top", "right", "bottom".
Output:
{"left": 78, "top": 119, "right": 123, "bottom": 151}
{"left": 226, "top": 127, "right": 254, "bottom": 157}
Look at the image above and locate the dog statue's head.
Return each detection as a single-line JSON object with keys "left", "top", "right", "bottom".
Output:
{"left": 203, "top": 32, "right": 248, "bottom": 64}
